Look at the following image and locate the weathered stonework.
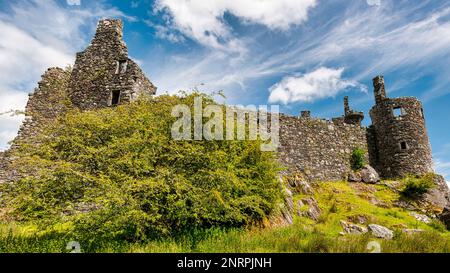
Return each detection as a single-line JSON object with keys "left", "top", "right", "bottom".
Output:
{"left": 279, "top": 114, "right": 368, "bottom": 182}
{"left": 0, "top": 67, "right": 71, "bottom": 184}
{"left": 68, "top": 19, "right": 156, "bottom": 110}
{"left": 0, "top": 19, "right": 157, "bottom": 184}
{"left": 12, "top": 67, "right": 71, "bottom": 148}
{"left": 0, "top": 152, "right": 6, "bottom": 181}
{"left": 369, "top": 76, "right": 433, "bottom": 178}
{"left": 0, "top": 19, "right": 440, "bottom": 185}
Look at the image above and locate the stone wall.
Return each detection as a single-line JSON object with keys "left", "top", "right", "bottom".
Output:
{"left": 0, "top": 67, "right": 71, "bottom": 184}
{"left": 369, "top": 76, "right": 433, "bottom": 178}
{"left": 68, "top": 19, "right": 156, "bottom": 111}
{"left": 0, "top": 152, "right": 6, "bottom": 183}
{"left": 12, "top": 67, "right": 71, "bottom": 148}
{"left": 278, "top": 114, "right": 368, "bottom": 182}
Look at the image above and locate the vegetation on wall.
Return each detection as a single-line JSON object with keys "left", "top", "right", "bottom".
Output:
{"left": 350, "top": 147, "right": 367, "bottom": 171}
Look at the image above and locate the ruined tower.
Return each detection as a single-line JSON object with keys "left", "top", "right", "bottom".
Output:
{"left": 343, "top": 96, "right": 364, "bottom": 126}
{"left": 369, "top": 76, "right": 433, "bottom": 178}
{"left": 68, "top": 19, "right": 156, "bottom": 110}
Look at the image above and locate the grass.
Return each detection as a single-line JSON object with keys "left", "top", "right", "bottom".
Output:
{"left": 1, "top": 180, "right": 449, "bottom": 253}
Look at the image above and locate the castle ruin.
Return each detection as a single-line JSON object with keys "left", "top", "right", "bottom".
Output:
{"left": 0, "top": 19, "right": 436, "bottom": 184}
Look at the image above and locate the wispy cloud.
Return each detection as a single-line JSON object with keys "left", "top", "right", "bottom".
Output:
{"left": 268, "top": 67, "right": 366, "bottom": 104}
{"left": 435, "top": 159, "right": 450, "bottom": 182}
{"left": 152, "top": 0, "right": 317, "bottom": 53}
{"left": 66, "top": 0, "right": 81, "bottom": 6}
{"left": 149, "top": 1, "right": 450, "bottom": 107}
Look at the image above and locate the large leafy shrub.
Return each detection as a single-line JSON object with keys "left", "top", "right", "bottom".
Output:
{"left": 1, "top": 93, "right": 283, "bottom": 242}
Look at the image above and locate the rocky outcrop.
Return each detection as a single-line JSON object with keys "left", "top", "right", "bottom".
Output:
{"left": 368, "top": 224, "right": 394, "bottom": 240}
{"left": 348, "top": 171, "right": 362, "bottom": 183}
{"left": 361, "top": 166, "right": 380, "bottom": 184}
{"left": 297, "top": 197, "right": 321, "bottom": 221}
{"left": 340, "top": 220, "right": 368, "bottom": 235}
{"left": 347, "top": 165, "right": 380, "bottom": 184}
{"left": 286, "top": 173, "right": 313, "bottom": 195}
{"left": 410, "top": 212, "right": 431, "bottom": 224}
{"left": 423, "top": 175, "right": 450, "bottom": 211}
{"left": 402, "top": 229, "right": 425, "bottom": 235}
{"left": 439, "top": 207, "right": 450, "bottom": 230}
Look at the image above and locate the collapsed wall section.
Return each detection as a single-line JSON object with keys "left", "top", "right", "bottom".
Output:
{"left": 0, "top": 67, "right": 71, "bottom": 184}
{"left": 11, "top": 67, "right": 71, "bottom": 148}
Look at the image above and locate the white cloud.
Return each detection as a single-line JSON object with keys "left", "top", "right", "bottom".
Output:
{"left": 268, "top": 67, "right": 366, "bottom": 104}
{"left": 0, "top": 21, "right": 74, "bottom": 88}
{"left": 153, "top": 0, "right": 317, "bottom": 52}
{"left": 0, "top": 0, "right": 133, "bottom": 151}
{"left": 366, "top": 0, "right": 381, "bottom": 7}
{"left": 151, "top": 3, "right": 450, "bottom": 106}
{"left": 67, "top": 0, "right": 81, "bottom": 6}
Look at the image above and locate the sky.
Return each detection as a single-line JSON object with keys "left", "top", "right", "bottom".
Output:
{"left": 0, "top": 0, "right": 449, "bottom": 181}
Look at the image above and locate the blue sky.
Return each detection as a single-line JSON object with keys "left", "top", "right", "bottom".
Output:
{"left": 0, "top": 0, "right": 449, "bottom": 180}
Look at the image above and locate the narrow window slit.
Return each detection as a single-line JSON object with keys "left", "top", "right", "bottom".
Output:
{"left": 111, "top": 90, "right": 121, "bottom": 106}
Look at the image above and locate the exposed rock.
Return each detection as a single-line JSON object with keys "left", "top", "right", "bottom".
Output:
{"left": 423, "top": 175, "right": 450, "bottom": 211}
{"left": 439, "top": 207, "right": 450, "bottom": 230}
{"left": 360, "top": 166, "right": 380, "bottom": 184}
{"left": 348, "top": 171, "right": 362, "bottom": 183}
{"left": 297, "top": 197, "right": 321, "bottom": 221}
{"left": 392, "top": 223, "right": 409, "bottom": 229}
{"left": 379, "top": 180, "right": 402, "bottom": 191}
{"left": 394, "top": 200, "right": 417, "bottom": 211}
{"left": 402, "top": 229, "right": 425, "bottom": 235}
{"left": 287, "top": 174, "right": 313, "bottom": 195}
{"left": 368, "top": 224, "right": 394, "bottom": 240}
{"left": 270, "top": 178, "right": 294, "bottom": 227}
{"left": 280, "top": 206, "right": 294, "bottom": 226}
{"left": 340, "top": 220, "right": 368, "bottom": 235}
{"left": 347, "top": 215, "right": 369, "bottom": 225}
{"left": 410, "top": 212, "right": 431, "bottom": 224}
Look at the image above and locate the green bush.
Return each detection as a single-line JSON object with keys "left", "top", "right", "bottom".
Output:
{"left": 350, "top": 147, "right": 366, "bottom": 171}
{"left": 400, "top": 174, "right": 436, "bottom": 199}
{"left": 1, "top": 93, "right": 283, "bottom": 242}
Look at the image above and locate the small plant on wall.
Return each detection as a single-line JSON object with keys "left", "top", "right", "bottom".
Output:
{"left": 350, "top": 147, "right": 366, "bottom": 171}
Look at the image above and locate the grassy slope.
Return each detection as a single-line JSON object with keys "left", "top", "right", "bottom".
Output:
{"left": 1, "top": 181, "right": 449, "bottom": 253}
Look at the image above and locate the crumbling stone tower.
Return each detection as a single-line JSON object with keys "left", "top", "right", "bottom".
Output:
{"left": 343, "top": 96, "right": 364, "bottom": 126}
{"left": 68, "top": 19, "right": 156, "bottom": 110}
{"left": 369, "top": 76, "right": 433, "bottom": 178}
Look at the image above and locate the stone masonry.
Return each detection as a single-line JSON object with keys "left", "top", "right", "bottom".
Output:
{"left": 369, "top": 76, "right": 433, "bottom": 178}
{"left": 69, "top": 19, "right": 156, "bottom": 110}
{"left": 278, "top": 113, "right": 367, "bottom": 182}
{"left": 0, "top": 19, "right": 437, "bottom": 184}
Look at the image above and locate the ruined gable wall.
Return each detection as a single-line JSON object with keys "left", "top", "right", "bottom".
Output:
{"left": 279, "top": 115, "right": 368, "bottom": 182}
{"left": 68, "top": 19, "right": 156, "bottom": 110}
